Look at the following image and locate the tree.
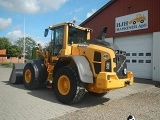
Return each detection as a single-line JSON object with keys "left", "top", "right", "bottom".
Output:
{"left": 6, "top": 45, "right": 22, "bottom": 57}
{"left": 43, "top": 41, "right": 52, "bottom": 51}
{"left": 0, "top": 37, "right": 12, "bottom": 50}
{"left": 14, "top": 36, "right": 37, "bottom": 59}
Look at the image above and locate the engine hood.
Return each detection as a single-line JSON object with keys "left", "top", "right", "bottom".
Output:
{"left": 84, "top": 38, "right": 119, "bottom": 51}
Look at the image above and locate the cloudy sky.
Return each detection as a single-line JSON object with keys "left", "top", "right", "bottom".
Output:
{"left": 0, "top": 0, "right": 108, "bottom": 46}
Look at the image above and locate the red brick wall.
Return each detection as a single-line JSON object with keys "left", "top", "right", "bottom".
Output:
{"left": 81, "top": 0, "right": 160, "bottom": 38}
{"left": 0, "top": 49, "right": 24, "bottom": 63}
{"left": 0, "top": 57, "right": 24, "bottom": 63}
{"left": 0, "top": 49, "right": 6, "bottom": 54}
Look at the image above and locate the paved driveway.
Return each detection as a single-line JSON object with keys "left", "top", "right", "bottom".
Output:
{"left": 0, "top": 67, "right": 158, "bottom": 120}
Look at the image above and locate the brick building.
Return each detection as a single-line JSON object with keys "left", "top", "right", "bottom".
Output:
{"left": 81, "top": 0, "right": 160, "bottom": 81}
{"left": 0, "top": 49, "right": 24, "bottom": 63}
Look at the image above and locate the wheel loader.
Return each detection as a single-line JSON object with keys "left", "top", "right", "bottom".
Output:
{"left": 9, "top": 22, "right": 134, "bottom": 104}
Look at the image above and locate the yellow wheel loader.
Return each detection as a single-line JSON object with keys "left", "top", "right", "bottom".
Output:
{"left": 9, "top": 22, "right": 134, "bottom": 104}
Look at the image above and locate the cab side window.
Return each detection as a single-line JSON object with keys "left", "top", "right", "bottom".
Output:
{"left": 52, "top": 26, "right": 64, "bottom": 56}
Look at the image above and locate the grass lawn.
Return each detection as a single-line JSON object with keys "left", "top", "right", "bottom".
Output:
{"left": 0, "top": 63, "right": 13, "bottom": 67}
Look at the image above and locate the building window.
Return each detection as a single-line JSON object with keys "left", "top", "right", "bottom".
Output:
{"left": 139, "top": 53, "right": 144, "bottom": 56}
{"left": 126, "top": 59, "right": 130, "bottom": 63}
{"left": 146, "top": 60, "right": 151, "bottom": 63}
{"left": 132, "top": 53, "right": 137, "bottom": 56}
{"left": 139, "top": 60, "right": 144, "bottom": 63}
{"left": 126, "top": 53, "right": 130, "bottom": 56}
{"left": 132, "top": 60, "right": 137, "bottom": 63}
{"left": 146, "top": 53, "right": 151, "bottom": 56}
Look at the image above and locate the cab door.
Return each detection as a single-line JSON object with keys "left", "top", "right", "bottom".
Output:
{"left": 51, "top": 26, "right": 64, "bottom": 56}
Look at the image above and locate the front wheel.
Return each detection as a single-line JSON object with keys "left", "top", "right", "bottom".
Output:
{"left": 54, "top": 66, "right": 86, "bottom": 104}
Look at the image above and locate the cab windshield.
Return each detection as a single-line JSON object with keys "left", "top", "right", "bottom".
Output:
{"left": 68, "top": 26, "right": 87, "bottom": 44}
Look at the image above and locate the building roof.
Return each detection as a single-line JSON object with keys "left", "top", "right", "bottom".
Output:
{"left": 0, "top": 49, "right": 6, "bottom": 57}
{"left": 80, "top": 0, "right": 116, "bottom": 26}
{"left": 0, "top": 49, "right": 6, "bottom": 55}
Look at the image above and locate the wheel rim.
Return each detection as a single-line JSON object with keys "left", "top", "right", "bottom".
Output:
{"left": 25, "top": 69, "right": 31, "bottom": 83}
{"left": 58, "top": 75, "right": 70, "bottom": 95}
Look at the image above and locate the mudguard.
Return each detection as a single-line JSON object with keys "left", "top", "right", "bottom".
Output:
{"left": 55, "top": 56, "right": 93, "bottom": 83}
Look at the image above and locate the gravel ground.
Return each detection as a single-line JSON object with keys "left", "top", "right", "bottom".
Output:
{"left": 52, "top": 86, "right": 160, "bottom": 120}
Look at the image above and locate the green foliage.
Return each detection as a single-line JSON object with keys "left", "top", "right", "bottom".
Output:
{"left": 32, "top": 47, "right": 38, "bottom": 59}
{"left": 0, "top": 37, "right": 22, "bottom": 57}
{"left": 43, "top": 41, "right": 52, "bottom": 51}
{"left": 0, "top": 63, "right": 12, "bottom": 68}
{"left": 0, "top": 36, "right": 37, "bottom": 59}
{"left": 0, "top": 37, "right": 12, "bottom": 49}
{"left": 14, "top": 36, "right": 37, "bottom": 59}
{"left": 6, "top": 45, "right": 22, "bottom": 57}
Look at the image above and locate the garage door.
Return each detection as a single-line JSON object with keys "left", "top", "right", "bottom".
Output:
{"left": 114, "top": 34, "right": 152, "bottom": 79}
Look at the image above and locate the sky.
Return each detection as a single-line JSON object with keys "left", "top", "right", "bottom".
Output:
{"left": 0, "top": 0, "right": 109, "bottom": 47}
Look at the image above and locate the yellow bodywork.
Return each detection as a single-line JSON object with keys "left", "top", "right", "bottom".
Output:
{"left": 36, "top": 22, "right": 134, "bottom": 94}
{"left": 71, "top": 44, "right": 134, "bottom": 93}
{"left": 87, "top": 71, "right": 133, "bottom": 93}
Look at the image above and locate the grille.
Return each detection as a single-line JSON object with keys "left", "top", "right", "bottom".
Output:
{"left": 114, "top": 54, "right": 127, "bottom": 79}
{"left": 93, "top": 51, "right": 101, "bottom": 74}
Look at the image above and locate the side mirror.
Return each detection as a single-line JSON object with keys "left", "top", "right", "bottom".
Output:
{"left": 44, "top": 29, "right": 49, "bottom": 37}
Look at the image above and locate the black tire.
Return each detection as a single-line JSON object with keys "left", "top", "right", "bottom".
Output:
{"left": 23, "top": 63, "right": 39, "bottom": 90}
{"left": 54, "top": 66, "right": 85, "bottom": 104}
{"left": 88, "top": 91, "right": 108, "bottom": 97}
{"left": 36, "top": 63, "right": 47, "bottom": 84}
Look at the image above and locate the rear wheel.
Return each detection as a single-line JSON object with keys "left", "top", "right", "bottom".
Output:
{"left": 23, "top": 63, "right": 39, "bottom": 90}
{"left": 54, "top": 66, "right": 85, "bottom": 104}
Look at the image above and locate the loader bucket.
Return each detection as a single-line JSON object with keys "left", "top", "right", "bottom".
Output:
{"left": 9, "top": 63, "right": 25, "bottom": 84}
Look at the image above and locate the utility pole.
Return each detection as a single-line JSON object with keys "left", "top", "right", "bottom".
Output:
{"left": 23, "top": 17, "right": 25, "bottom": 63}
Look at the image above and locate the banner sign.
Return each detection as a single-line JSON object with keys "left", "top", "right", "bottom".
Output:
{"left": 115, "top": 10, "right": 148, "bottom": 33}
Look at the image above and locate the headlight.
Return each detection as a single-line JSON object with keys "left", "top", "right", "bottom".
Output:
{"left": 86, "top": 29, "right": 90, "bottom": 32}
{"left": 115, "top": 50, "right": 119, "bottom": 54}
{"left": 106, "top": 62, "right": 110, "bottom": 70}
{"left": 103, "top": 53, "right": 109, "bottom": 59}
{"left": 68, "top": 23, "right": 74, "bottom": 27}
{"left": 105, "top": 59, "right": 111, "bottom": 72}
{"left": 123, "top": 68, "right": 127, "bottom": 75}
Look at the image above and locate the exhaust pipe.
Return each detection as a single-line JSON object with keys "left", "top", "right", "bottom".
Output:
{"left": 96, "top": 27, "right": 107, "bottom": 41}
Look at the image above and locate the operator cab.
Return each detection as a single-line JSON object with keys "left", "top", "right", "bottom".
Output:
{"left": 44, "top": 22, "right": 91, "bottom": 56}
{"left": 68, "top": 26, "right": 87, "bottom": 44}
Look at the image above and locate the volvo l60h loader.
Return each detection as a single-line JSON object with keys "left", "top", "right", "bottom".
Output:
{"left": 10, "top": 22, "right": 134, "bottom": 104}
